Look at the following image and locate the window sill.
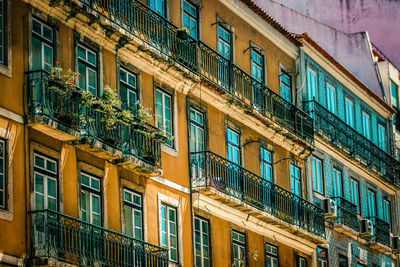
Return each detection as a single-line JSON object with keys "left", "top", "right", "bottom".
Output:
{"left": 0, "top": 64, "right": 11, "bottom": 78}
{"left": 0, "top": 208, "right": 13, "bottom": 221}
{"left": 161, "top": 143, "right": 178, "bottom": 158}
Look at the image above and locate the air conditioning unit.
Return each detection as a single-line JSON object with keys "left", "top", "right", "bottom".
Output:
{"left": 323, "top": 198, "right": 337, "bottom": 219}
{"left": 359, "top": 219, "right": 374, "bottom": 238}
{"left": 391, "top": 236, "right": 400, "bottom": 253}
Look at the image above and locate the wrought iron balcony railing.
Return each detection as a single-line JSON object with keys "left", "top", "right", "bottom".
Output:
{"left": 190, "top": 151, "right": 325, "bottom": 237}
{"left": 78, "top": 0, "right": 198, "bottom": 72}
{"left": 304, "top": 100, "right": 400, "bottom": 187}
{"left": 70, "top": 0, "right": 313, "bottom": 144}
{"left": 30, "top": 210, "right": 168, "bottom": 266}
{"left": 330, "top": 196, "right": 359, "bottom": 232}
{"left": 28, "top": 70, "right": 162, "bottom": 167}
{"left": 199, "top": 42, "right": 314, "bottom": 143}
{"left": 366, "top": 216, "right": 391, "bottom": 247}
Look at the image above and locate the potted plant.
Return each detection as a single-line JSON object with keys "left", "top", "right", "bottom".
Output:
{"left": 176, "top": 28, "right": 190, "bottom": 40}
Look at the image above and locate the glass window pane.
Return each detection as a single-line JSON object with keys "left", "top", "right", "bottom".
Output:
{"left": 124, "top": 205, "right": 133, "bottom": 237}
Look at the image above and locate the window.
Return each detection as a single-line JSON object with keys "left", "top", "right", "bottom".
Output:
{"left": 232, "top": 230, "right": 246, "bottom": 267}
{"left": 156, "top": 89, "right": 173, "bottom": 147}
{"left": 367, "top": 189, "right": 376, "bottom": 217}
{"left": 149, "top": 0, "right": 167, "bottom": 17}
{"left": 296, "top": 256, "right": 307, "bottom": 267}
{"left": 183, "top": 0, "right": 198, "bottom": 39}
{"left": 81, "top": 173, "right": 101, "bottom": 226}
{"left": 123, "top": 189, "right": 143, "bottom": 240}
{"left": 383, "top": 198, "right": 391, "bottom": 229}
{"left": 377, "top": 123, "right": 386, "bottom": 151}
{"left": 361, "top": 111, "right": 371, "bottom": 140}
{"left": 32, "top": 18, "right": 53, "bottom": 72}
{"left": 77, "top": 44, "right": 98, "bottom": 95}
{"left": 350, "top": 178, "right": 360, "bottom": 214}
{"left": 251, "top": 49, "right": 264, "bottom": 83}
{"left": 280, "top": 70, "right": 292, "bottom": 103}
{"left": 317, "top": 247, "right": 328, "bottom": 267}
{"left": 34, "top": 153, "right": 57, "bottom": 211}
{"left": 0, "top": 138, "right": 5, "bottom": 209}
{"left": 357, "top": 263, "right": 366, "bottom": 267}
{"left": 344, "top": 96, "right": 355, "bottom": 128}
{"left": 312, "top": 156, "right": 324, "bottom": 195}
{"left": 338, "top": 254, "right": 348, "bottom": 267}
{"left": 260, "top": 147, "right": 273, "bottom": 182}
{"left": 160, "top": 203, "right": 178, "bottom": 262}
{"left": 227, "top": 128, "right": 240, "bottom": 165}
{"left": 332, "top": 167, "right": 342, "bottom": 197}
{"left": 218, "top": 25, "right": 232, "bottom": 60}
{"left": 326, "top": 82, "right": 336, "bottom": 114}
{"left": 391, "top": 81, "right": 399, "bottom": 108}
{"left": 307, "top": 67, "right": 318, "bottom": 101}
{"left": 0, "top": 0, "right": 5, "bottom": 65}
{"left": 265, "top": 243, "right": 278, "bottom": 267}
{"left": 194, "top": 216, "right": 210, "bottom": 267}
{"left": 189, "top": 107, "right": 204, "bottom": 153}
{"left": 290, "top": 164, "right": 302, "bottom": 197}
{"left": 119, "top": 68, "right": 138, "bottom": 112}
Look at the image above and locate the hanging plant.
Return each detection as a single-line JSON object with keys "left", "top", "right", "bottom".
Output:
{"left": 176, "top": 28, "right": 190, "bottom": 40}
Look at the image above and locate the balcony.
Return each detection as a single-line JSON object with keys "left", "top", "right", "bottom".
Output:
{"left": 27, "top": 70, "right": 163, "bottom": 171}
{"left": 48, "top": 0, "right": 313, "bottom": 145}
{"left": 30, "top": 210, "right": 168, "bottom": 266}
{"left": 199, "top": 42, "right": 314, "bottom": 144}
{"left": 330, "top": 197, "right": 359, "bottom": 234}
{"left": 366, "top": 216, "right": 391, "bottom": 249}
{"left": 304, "top": 100, "right": 400, "bottom": 187}
{"left": 190, "top": 151, "right": 325, "bottom": 241}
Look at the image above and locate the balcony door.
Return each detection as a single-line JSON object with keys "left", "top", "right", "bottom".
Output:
{"left": 367, "top": 189, "right": 376, "bottom": 217}
{"left": 332, "top": 167, "right": 342, "bottom": 197}
{"left": 306, "top": 67, "right": 318, "bottom": 101}
{"left": 227, "top": 128, "right": 241, "bottom": 194}
{"left": 190, "top": 107, "right": 205, "bottom": 182}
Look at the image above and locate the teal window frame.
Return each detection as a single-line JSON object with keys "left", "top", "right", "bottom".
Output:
{"left": 32, "top": 17, "right": 54, "bottom": 72}
{"left": 81, "top": 172, "right": 102, "bottom": 226}
{"left": 326, "top": 82, "right": 336, "bottom": 114}
{"left": 361, "top": 111, "right": 371, "bottom": 140}
{"left": 119, "top": 67, "right": 138, "bottom": 112}
{"left": 280, "top": 70, "right": 292, "bottom": 103}
{"left": 251, "top": 49, "right": 264, "bottom": 83}
{"left": 217, "top": 25, "right": 232, "bottom": 61}
{"left": 332, "top": 167, "right": 342, "bottom": 197}
{"left": 350, "top": 178, "right": 361, "bottom": 215}
{"left": 227, "top": 128, "right": 240, "bottom": 165}
{"left": 265, "top": 243, "right": 278, "bottom": 267}
{"left": 344, "top": 96, "right": 355, "bottom": 128}
{"left": 317, "top": 247, "right": 329, "bottom": 267}
{"left": 183, "top": 0, "right": 199, "bottom": 39}
{"left": 260, "top": 147, "right": 273, "bottom": 182}
{"left": 123, "top": 188, "right": 143, "bottom": 240}
{"left": 290, "top": 163, "right": 302, "bottom": 197}
{"left": 377, "top": 123, "right": 386, "bottom": 151}
{"left": 194, "top": 216, "right": 210, "bottom": 267}
{"left": 156, "top": 89, "right": 174, "bottom": 147}
{"left": 149, "top": 0, "right": 167, "bottom": 17}
{"left": 160, "top": 202, "right": 179, "bottom": 262}
{"left": 189, "top": 107, "right": 205, "bottom": 153}
{"left": 383, "top": 197, "right": 391, "bottom": 230}
{"left": 367, "top": 189, "right": 377, "bottom": 217}
{"left": 312, "top": 156, "right": 324, "bottom": 195}
{"left": 391, "top": 80, "right": 399, "bottom": 108}
{"left": 306, "top": 66, "right": 318, "bottom": 101}
{"left": 77, "top": 44, "right": 98, "bottom": 96}
{"left": 33, "top": 152, "right": 58, "bottom": 211}
{"left": 232, "top": 230, "right": 246, "bottom": 267}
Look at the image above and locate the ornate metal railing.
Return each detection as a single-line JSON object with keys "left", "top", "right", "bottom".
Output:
{"left": 78, "top": 0, "right": 198, "bottom": 72}
{"left": 70, "top": 1, "right": 313, "bottom": 144}
{"left": 366, "top": 216, "right": 391, "bottom": 247}
{"left": 199, "top": 42, "right": 314, "bottom": 143}
{"left": 30, "top": 210, "right": 168, "bottom": 266}
{"left": 28, "top": 70, "right": 162, "bottom": 167}
{"left": 190, "top": 151, "right": 325, "bottom": 237}
{"left": 304, "top": 100, "right": 400, "bottom": 187}
{"left": 330, "top": 196, "right": 358, "bottom": 232}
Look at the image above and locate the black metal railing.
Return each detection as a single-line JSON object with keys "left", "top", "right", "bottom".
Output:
{"left": 72, "top": 0, "right": 313, "bottom": 144}
{"left": 304, "top": 100, "right": 400, "bottom": 186}
{"left": 78, "top": 0, "right": 198, "bottom": 72}
{"left": 366, "top": 216, "right": 391, "bottom": 247}
{"left": 330, "top": 196, "right": 358, "bottom": 232}
{"left": 190, "top": 151, "right": 325, "bottom": 237}
{"left": 30, "top": 210, "right": 168, "bottom": 266}
{"left": 199, "top": 42, "right": 314, "bottom": 143}
{"left": 28, "top": 70, "right": 162, "bottom": 167}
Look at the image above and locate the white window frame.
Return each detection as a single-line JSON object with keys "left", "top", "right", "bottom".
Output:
{"left": 32, "top": 17, "right": 54, "bottom": 72}
{"left": 0, "top": 0, "right": 11, "bottom": 77}
{"left": 77, "top": 44, "right": 98, "bottom": 95}
{"left": 189, "top": 107, "right": 205, "bottom": 153}
{"left": 232, "top": 230, "right": 246, "bottom": 267}
{"left": 265, "top": 243, "right": 279, "bottom": 267}
{"left": 290, "top": 163, "right": 302, "bottom": 197}
{"left": 33, "top": 153, "right": 58, "bottom": 211}
{"left": 217, "top": 24, "right": 232, "bottom": 61}
{"left": 362, "top": 111, "right": 371, "bottom": 140}
{"left": 306, "top": 66, "right": 318, "bottom": 101}
{"left": 344, "top": 96, "right": 354, "bottom": 128}
{"left": 156, "top": 89, "right": 174, "bottom": 148}
{"left": 80, "top": 172, "right": 102, "bottom": 226}
{"left": 326, "top": 82, "right": 336, "bottom": 114}
{"left": 312, "top": 156, "right": 324, "bottom": 195}
{"left": 251, "top": 48, "right": 264, "bottom": 83}
{"left": 182, "top": 0, "right": 199, "bottom": 39}
{"left": 119, "top": 67, "right": 139, "bottom": 109}
{"left": 123, "top": 188, "right": 143, "bottom": 240}
{"left": 194, "top": 216, "right": 210, "bottom": 267}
